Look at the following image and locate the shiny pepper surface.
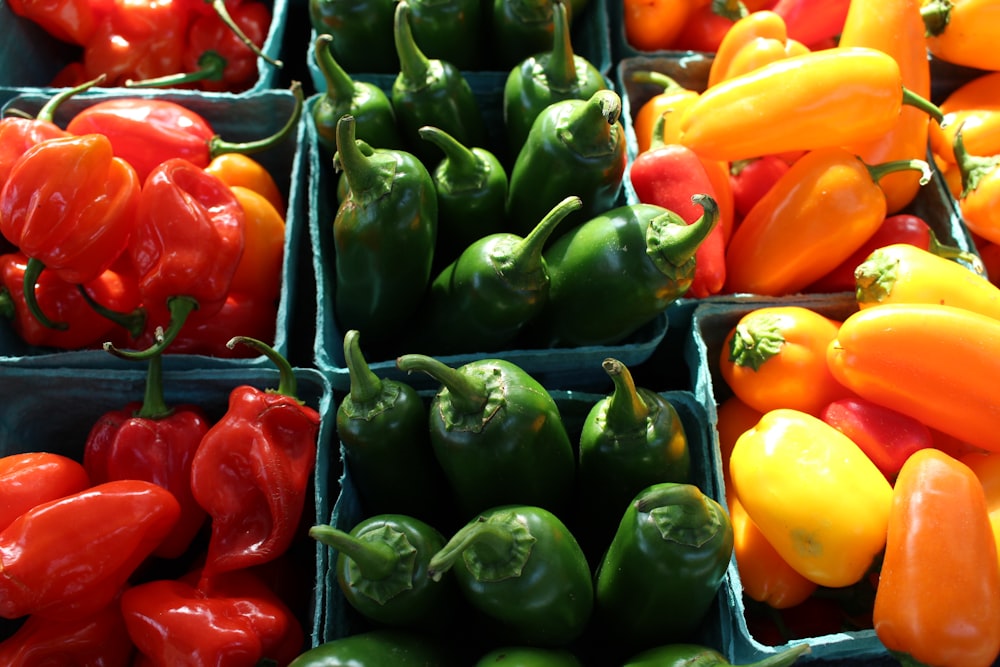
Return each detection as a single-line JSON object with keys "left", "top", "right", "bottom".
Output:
{"left": 0, "top": 452, "right": 91, "bottom": 532}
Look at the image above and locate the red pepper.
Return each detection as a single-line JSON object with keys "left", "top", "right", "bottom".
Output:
{"left": 671, "top": 0, "right": 748, "bottom": 52}
{"left": 184, "top": 1, "right": 273, "bottom": 92}
{"left": 151, "top": 291, "right": 277, "bottom": 357}
{"left": 6, "top": 0, "right": 97, "bottom": 46}
{"left": 0, "top": 451, "right": 91, "bottom": 532}
{"left": 121, "top": 568, "right": 304, "bottom": 666}
{"left": 190, "top": 337, "right": 319, "bottom": 579}
{"left": 729, "top": 154, "right": 790, "bottom": 221}
{"left": 0, "top": 597, "right": 135, "bottom": 666}
{"left": 0, "top": 479, "right": 180, "bottom": 621}
{"left": 770, "top": 0, "right": 851, "bottom": 49}
{"left": 820, "top": 396, "right": 935, "bottom": 482}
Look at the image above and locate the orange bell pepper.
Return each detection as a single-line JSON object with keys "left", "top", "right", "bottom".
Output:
{"left": 828, "top": 302, "right": 1000, "bottom": 453}
{"left": 722, "top": 147, "right": 931, "bottom": 296}
{"left": 676, "top": 47, "right": 943, "bottom": 162}
{"left": 873, "top": 448, "right": 1000, "bottom": 667}
{"left": 719, "top": 305, "right": 855, "bottom": 416}
{"left": 227, "top": 185, "right": 285, "bottom": 303}
{"left": 630, "top": 71, "right": 700, "bottom": 155}
{"left": 953, "top": 123, "right": 1000, "bottom": 245}
{"left": 729, "top": 408, "right": 892, "bottom": 588}
{"left": 922, "top": 0, "right": 1000, "bottom": 71}
{"left": 839, "top": 0, "right": 931, "bottom": 214}
{"left": 623, "top": 0, "right": 691, "bottom": 52}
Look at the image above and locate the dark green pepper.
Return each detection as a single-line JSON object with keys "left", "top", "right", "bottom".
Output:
{"left": 392, "top": 0, "right": 489, "bottom": 166}
{"left": 310, "top": 513, "right": 460, "bottom": 631}
{"left": 428, "top": 504, "right": 594, "bottom": 647}
{"left": 489, "top": 0, "right": 587, "bottom": 70}
{"left": 505, "top": 89, "right": 626, "bottom": 238}
{"left": 502, "top": 0, "right": 607, "bottom": 154}
{"left": 332, "top": 114, "right": 438, "bottom": 346}
{"left": 594, "top": 483, "right": 734, "bottom": 656}
{"left": 407, "top": 0, "right": 486, "bottom": 70}
{"left": 577, "top": 357, "right": 690, "bottom": 556}
{"left": 418, "top": 124, "right": 509, "bottom": 273}
{"left": 312, "top": 34, "right": 403, "bottom": 154}
{"left": 395, "top": 354, "right": 575, "bottom": 518}
{"left": 336, "top": 329, "right": 455, "bottom": 526}
{"left": 309, "top": 0, "right": 399, "bottom": 74}
{"left": 289, "top": 629, "right": 463, "bottom": 666}
{"left": 622, "top": 643, "right": 811, "bottom": 667}
{"left": 409, "top": 195, "right": 580, "bottom": 356}
{"left": 531, "top": 195, "right": 719, "bottom": 347}
{"left": 474, "top": 646, "right": 584, "bottom": 666}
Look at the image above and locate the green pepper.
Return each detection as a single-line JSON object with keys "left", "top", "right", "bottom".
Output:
{"left": 531, "top": 195, "right": 718, "bottom": 347}
{"left": 336, "top": 329, "right": 455, "bottom": 526}
{"left": 407, "top": 0, "right": 486, "bottom": 70}
{"left": 622, "top": 643, "right": 811, "bottom": 667}
{"left": 428, "top": 504, "right": 593, "bottom": 647}
{"left": 392, "top": 0, "right": 489, "bottom": 166}
{"left": 505, "top": 89, "right": 626, "bottom": 239}
{"left": 489, "top": 0, "right": 587, "bottom": 70}
{"left": 408, "top": 195, "right": 580, "bottom": 356}
{"left": 417, "top": 124, "right": 509, "bottom": 273}
{"left": 577, "top": 357, "right": 690, "bottom": 556}
{"left": 473, "top": 646, "right": 584, "bottom": 666}
{"left": 395, "top": 354, "right": 575, "bottom": 518}
{"left": 594, "top": 482, "right": 734, "bottom": 657}
{"left": 311, "top": 35, "right": 403, "bottom": 154}
{"left": 309, "top": 0, "right": 399, "bottom": 74}
{"left": 333, "top": 115, "right": 438, "bottom": 348}
{"left": 289, "top": 629, "right": 463, "bottom": 666}
{"left": 502, "top": 0, "right": 607, "bottom": 154}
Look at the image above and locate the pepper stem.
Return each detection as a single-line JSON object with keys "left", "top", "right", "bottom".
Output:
{"left": 135, "top": 352, "right": 173, "bottom": 420}
{"left": 712, "top": 0, "right": 748, "bottom": 21}
{"left": 394, "top": 1, "right": 431, "bottom": 86}
{"left": 207, "top": 81, "right": 304, "bottom": 157}
{"left": 865, "top": 158, "right": 932, "bottom": 186}
{"left": 0, "top": 288, "right": 13, "bottom": 321}
{"left": 926, "top": 227, "right": 985, "bottom": 274}
{"left": 335, "top": 115, "right": 393, "bottom": 198}
{"left": 901, "top": 87, "right": 944, "bottom": 125}
{"left": 919, "top": 0, "right": 952, "bottom": 37}
{"left": 77, "top": 284, "right": 146, "bottom": 340}
{"left": 22, "top": 258, "right": 67, "bottom": 330}
{"left": 344, "top": 329, "right": 383, "bottom": 404}
{"left": 315, "top": 34, "right": 357, "bottom": 103}
{"left": 558, "top": 89, "right": 622, "bottom": 157}
{"left": 37, "top": 75, "right": 106, "bottom": 122}
{"left": 543, "top": 0, "right": 576, "bottom": 91}
{"left": 648, "top": 111, "right": 669, "bottom": 151}
{"left": 103, "top": 296, "right": 198, "bottom": 360}
{"left": 227, "top": 335, "right": 299, "bottom": 399}
{"left": 309, "top": 524, "right": 400, "bottom": 581}
{"left": 647, "top": 193, "right": 720, "bottom": 268}
{"left": 125, "top": 51, "right": 228, "bottom": 88}
{"left": 953, "top": 122, "right": 1000, "bottom": 199}
{"left": 630, "top": 70, "right": 685, "bottom": 95}
{"left": 204, "top": 0, "right": 283, "bottom": 67}
{"left": 418, "top": 125, "right": 486, "bottom": 189}
{"left": 602, "top": 357, "right": 650, "bottom": 432}
{"left": 507, "top": 196, "right": 582, "bottom": 271}
{"left": 396, "top": 354, "right": 488, "bottom": 415}
{"left": 427, "top": 516, "right": 521, "bottom": 582}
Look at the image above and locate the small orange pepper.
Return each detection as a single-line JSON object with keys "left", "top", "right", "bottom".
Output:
{"left": 953, "top": 124, "right": 1000, "bottom": 245}
{"left": 205, "top": 153, "right": 285, "bottom": 216}
{"left": 930, "top": 72, "right": 1000, "bottom": 166}
{"left": 630, "top": 70, "right": 700, "bottom": 155}
{"left": 960, "top": 450, "right": 1000, "bottom": 577}
{"left": 227, "top": 185, "right": 286, "bottom": 303}
{"left": 707, "top": 10, "right": 789, "bottom": 87}
{"left": 922, "top": 0, "right": 1000, "bottom": 71}
{"left": 623, "top": 0, "right": 692, "bottom": 52}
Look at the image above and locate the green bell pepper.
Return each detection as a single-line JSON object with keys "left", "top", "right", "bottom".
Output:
{"left": 622, "top": 643, "right": 811, "bottom": 667}
{"left": 289, "top": 629, "right": 463, "bottom": 666}
{"left": 309, "top": 0, "right": 399, "bottom": 74}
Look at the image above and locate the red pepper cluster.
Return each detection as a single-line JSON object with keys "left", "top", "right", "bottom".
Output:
{"left": 0, "top": 83, "right": 299, "bottom": 357}
{"left": 9, "top": 0, "right": 278, "bottom": 92}
{"left": 0, "top": 339, "right": 320, "bottom": 665}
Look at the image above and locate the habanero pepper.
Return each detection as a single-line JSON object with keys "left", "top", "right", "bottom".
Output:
{"left": 189, "top": 336, "right": 319, "bottom": 579}
{"left": 0, "top": 451, "right": 91, "bottom": 532}
{"left": 953, "top": 123, "right": 1000, "bottom": 245}
{"left": 6, "top": 0, "right": 97, "bottom": 45}
{"left": 922, "top": 0, "right": 1000, "bottom": 71}
{"left": 151, "top": 291, "right": 277, "bottom": 357}
{"left": 622, "top": 0, "right": 690, "bottom": 52}
{"left": 670, "top": 0, "right": 748, "bottom": 53}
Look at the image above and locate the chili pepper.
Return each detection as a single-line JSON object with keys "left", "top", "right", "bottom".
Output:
{"left": 189, "top": 336, "right": 319, "bottom": 579}
{"left": 409, "top": 196, "right": 581, "bottom": 356}
{"left": 205, "top": 152, "right": 285, "bottom": 215}
{"left": 311, "top": 34, "right": 403, "bottom": 155}
{"left": 64, "top": 82, "right": 304, "bottom": 183}
{"left": 0, "top": 479, "right": 180, "bottom": 621}
{"left": 6, "top": 0, "right": 97, "bottom": 45}
{"left": 827, "top": 302, "right": 1000, "bottom": 454}
{"left": 427, "top": 504, "right": 593, "bottom": 647}
{"left": 309, "top": 0, "right": 399, "bottom": 74}
{"left": 629, "top": 122, "right": 726, "bottom": 297}
{"left": 289, "top": 629, "right": 463, "bottom": 666}
{"left": 873, "top": 448, "right": 1000, "bottom": 667}
{"left": 0, "top": 597, "right": 135, "bottom": 667}
{"left": 593, "top": 482, "right": 734, "bottom": 654}
{"left": 506, "top": 89, "right": 627, "bottom": 238}
{"left": 578, "top": 357, "right": 690, "bottom": 555}
{"left": 707, "top": 10, "right": 789, "bottom": 87}
{"left": 311, "top": 513, "right": 462, "bottom": 631}
{"left": 395, "top": 354, "right": 575, "bottom": 518}
{"left": 929, "top": 71, "right": 1000, "bottom": 166}
{"left": 729, "top": 155, "right": 788, "bottom": 220}
{"left": 729, "top": 408, "right": 892, "bottom": 587}
{"left": 391, "top": 0, "right": 488, "bottom": 166}
{"left": 855, "top": 242, "right": 996, "bottom": 316}
{"left": 953, "top": 123, "right": 1000, "bottom": 245}
{"left": 226, "top": 185, "right": 285, "bottom": 304}
{"left": 533, "top": 196, "right": 718, "bottom": 347}
{"left": 622, "top": 643, "right": 811, "bottom": 667}
{"left": 83, "top": 352, "right": 210, "bottom": 559}
{"left": 121, "top": 568, "right": 305, "bottom": 667}
{"left": 418, "top": 124, "right": 508, "bottom": 273}
{"left": 723, "top": 148, "right": 931, "bottom": 296}
{"left": 332, "top": 114, "right": 438, "bottom": 345}
{"left": 820, "top": 396, "right": 934, "bottom": 482}
{"left": 406, "top": 0, "right": 485, "bottom": 70}
{"left": 473, "top": 646, "right": 583, "bottom": 666}
{"left": 502, "top": 0, "right": 607, "bottom": 154}
{"left": 490, "top": 0, "right": 573, "bottom": 70}
{"left": 922, "top": 0, "right": 1000, "bottom": 71}
{"left": 337, "top": 329, "right": 455, "bottom": 525}
{"left": 0, "top": 451, "right": 91, "bottom": 532}
{"left": 770, "top": 0, "right": 849, "bottom": 48}
{"left": 630, "top": 71, "right": 700, "bottom": 155}
{"left": 151, "top": 291, "right": 276, "bottom": 357}
{"left": 676, "top": 47, "right": 944, "bottom": 162}
{"left": 719, "top": 305, "right": 854, "bottom": 416}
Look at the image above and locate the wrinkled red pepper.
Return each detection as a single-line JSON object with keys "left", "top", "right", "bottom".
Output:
{"left": 0, "top": 451, "right": 91, "bottom": 532}
{"left": 6, "top": 0, "right": 97, "bottom": 46}
{"left": 0, "top": 479, "right": 180, "bottom": 621}
{"left": 190, "top": 337, "right": 319, "bottom": 579}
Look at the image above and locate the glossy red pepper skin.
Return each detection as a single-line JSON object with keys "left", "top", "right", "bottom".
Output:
{"left": 0, "top": 118, "right": 69, "bottom": 190}
{"left": 121, "top": 569, "right": 305, "bottom": 667}
{"left": 6, "top": 0, "right": 97, "bottom": 45}
{"left": 0, "top": 479, "right": 180, "bottom": 621}
{"left": 771, "top": 0, "right": 850, "bottom": 48}
{"left": 183, "top": 1, "right": 272, "bottom": 92}
{"left": 151, "top": 291, "right": 277, "bottom": 357}
{"left": 0, "top": 451, "right": 91, "bottom": 532}
{"left": 729, "top": 155, "right": 790, "bottom": 221}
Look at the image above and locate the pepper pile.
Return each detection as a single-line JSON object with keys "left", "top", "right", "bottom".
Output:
{"left": 0, "top": 83, "right": 300, "bottom": 357}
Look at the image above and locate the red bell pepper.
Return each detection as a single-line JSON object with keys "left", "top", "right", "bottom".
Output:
{"left": 121, "top": 568, "right": 304, "bottom": 666}
{"left": 0, "top": 451, "right": 91, "bottom": 532}
{"left": 0, "top": 479, "right": 180, "bottom": 621}
{"left": 190, "top": 337, "right": 319, "bottom": 579}
{"left": 84, "top": 353, "right": 211, "bottom": 559}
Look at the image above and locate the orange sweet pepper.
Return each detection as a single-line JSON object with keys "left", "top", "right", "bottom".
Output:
{"left": 922, "top": 0, "right": 1000, "bottom": 71}
{"left": 953, "top": 124, "right": 1000, "bottom": 246}
{"left": 630, "top": 71, "right": 700, "bottom": 155}
{"left": 929, "top": 71, "right": 1000, "bottom": 167}
{"left": 623, "top": 0, "right": 691, "bottom": 52}
{"left": 707, "top": 10, "right": 806, "bottom": 87}
{"left": 960, "top": 450, "right": 1000, "bottom": 576}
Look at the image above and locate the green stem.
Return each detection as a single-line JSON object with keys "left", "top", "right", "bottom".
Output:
{"left": 746, "top": 644, "right": 812, "bottom": 667}
{"left": 919, "top": 0, "right": 952, "bottom": 37}
{"left": 207, "top": 81, "right": 303, "bottom": 157}
{"left": 344, "top": 329, "right": 383, "bottom": 404}
{"left": 426, "top": 517, "right": 516, "bottom": 582}
{"left": 953, "top": 121, "right": 1000, "bottom": 198}
{"left": 649, "top": 193, "right": 720, "bottom": 267}
{"left": 712, "top": 0, "right": 748, "bottom": 21}
{"left": 630, "top": 70, "right": 685, "bottom": 95}
{"left": 335, "top": 115, "right": 392, "bottom": 198}
{"left": 902, "top": 87, "right": 944, "bottom": 125}
{"left": 22, "top": 258, "right": 67, "bottom": 331}
{"left": 602, "top": 358, "right": 649, "bottom": 432}
{"left": 648, "top": 111, "right": 669, "bottom": 151}
{"left": 396, "top": 354, "right": 488, "bottom": 415}
{"left": 37, "top": 75, "right": 106, "bottom": 122}
{"left": 77, "top": 285, "right": 146, "bottom": 339}
{"left": 309, "top": 525, "right": 399, "bottom": 580}
{"left": 926, "top": 228, "right": 985, "bottom": 274}
{"left": 558, "top": 89, "right": 621, "bottom": 157}
{"left": 135, "top": 353, "right": 173, "bottom": 420}
{"left": 125, "top": 51, "right": 228, "bottom": 88}
{"left": 103, "top": 296, "right": 198, "bottom": 360}
{"left": 508, "top": 195, "right": 581, "bottom": 270}
{"left": 394, "top": 1, "right": 431, "bottom": 87}
{"left": 227, "top": 335, "right": 299, "bottom": 399}
{"left": 204, "top": 0, "right": 283, "bottom": 67}
{"left": 543, "top": 0, "right": 575, "bottom": 91}
{"left": 418, "top": 125, "right": 486, "bottom": 188}
{"left": 865, "top": 158, "right": 932, "bottom": 186}
{"left": 314, "top": 34, "right": 357, "bottom": 102}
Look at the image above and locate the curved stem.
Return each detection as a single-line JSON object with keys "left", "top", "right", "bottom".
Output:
{"left": 396, "top": 354, "right": 487, "bottom": 415}
{"left": 902, "top": 87, "right": 944, "bottom": 125}
{"left": 77, "top": 285, "right": 146, "bottom": 339}
{"left": 208, "top": 81, "right": 303, "bottom": 157}
{"left": 227, "top": 335, "right": 299, "bottom": 398}
{"left": 344, "top": 329, "right": 383, "bottom": 403}
{"left": 866, "top": 158, "right": 932, "bottom": 186}
{"left": 542, "top": 0, "right": 575, "bottom": 91}
{"left": 314, "top": 33, "right": 357, "bottom": 102}
{"left": 602, "top": 357, "right": 648, "bottom": 432}
{"left": 125, "top": 51, "right": 227, "bottom": 88}
{"left": 37, "top": 75, "right": 106, "bottom": 122}
{"left": 511, "top": 195, "right": 581, "bottom": 268}
{"left": 394, "top": 1, "right": 431, "bottom": 86}
{"left": 426, "top": 518, "right": 514, "bottom": 582}
{"left": 204, "top": 0, "right": 283, "bottom": 67}
{"left": 22, "top": 258, "right": 67, "bottom": 330}
{"left": 309, "top": 524, "right": 398, "bottom": 580}
{"left": 103, "top": 296, "right": 198, "bottom": 360}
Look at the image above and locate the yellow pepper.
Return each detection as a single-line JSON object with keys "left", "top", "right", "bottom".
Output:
{"left": 729, "top": 408, "right": 893, "bottom": 588}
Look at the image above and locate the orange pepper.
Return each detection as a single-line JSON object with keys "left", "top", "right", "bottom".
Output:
{"left": 719, "top": 305, "right": 855, "bottom": 416}
{"left": 827, "top": 302, "right": 1000, "bottom": 453}
{"left": 205, "top": 153, "right": 285, "bottom": 216}
{"left": 953, "top": 124, "right": 1000, "bottom": 245}
{"left": 960, "top": 450, "right": 1000, "bottom": 577}
{"left": 839, "top": 0, "right": 931, "bottom": 214}
{"left": 929, "top": 72, "right": 1000, "bottom": 167}
{"left": 623, "top": 0, "right": 692, "bottom": 51}
{"left": 630, "top": 71, "right": 700, "bottom": 155}
{"left": 699, "top": 157, "right": 735, "bottom": 248}
{"left": 676, "top": 47, "right": 943, "bottom": 162}
{"left": 873, "top": 448, "right": 1000, "bottom": 667}
{"left": 922, "top": 0, "right": 1000, "bottom": 71}
{"left": 707, "top": 10, "right": 789, "bottom": 88}
{"left": 227, "top": 185, "right": 286, "bottom": 303}
{"left": 720, "top": 36, "right": 808, "bottom": 82}
{"left": 715, "top": 394, "right": 763, "bottom": 505}
{"left": 723, "top": 147, "right": 931, "bottom": 296}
